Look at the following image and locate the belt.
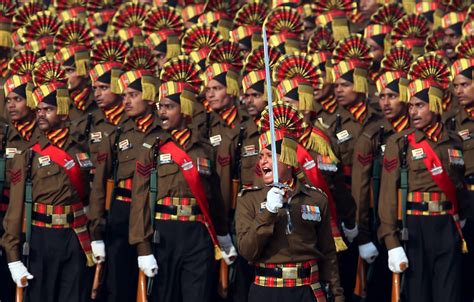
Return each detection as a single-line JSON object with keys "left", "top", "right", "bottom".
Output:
{"left": 32, "top": 203, "right": 81, "bottom": 228}
{"left": 32, "top": 212, "right": 74, "bottom": 225}
{"left": 407, "top": 201, "right": 452, "bottom": 212}
{"left": 255, "top": 266, "right": 311, "bottom": 279}
{"left": 115, "top": 179, "right": 132, "bottom": 202}
{"left": 155, "top": 204, "right": 201, "bottom": 216}
{"left": 342, "top": 165, "right": 352, "bottom": 186}
{"left": 154, "top": 197, "right": 205, "bottom": 222}
{"left": 406, "top": 191, "right": 450, "bottom": 216}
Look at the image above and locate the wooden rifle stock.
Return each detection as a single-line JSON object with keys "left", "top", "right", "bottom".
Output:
{"left": 353, "top": 257, "right": 367, "bottom": 299}
{"left": 137, "top": 271, "right": 147, "bottom": 302}
{"left": 16, "top": 277, "right": 27, "bottom": 302}
{"left": 391, "top": 262, "right": 407, "bottom": 302}
{"left": 91, "top": 263, "right": 103, "bottom": 299}
{"left": 105, "top": 179, "right": 114, "bottom": 211}
{"left": 218, "top": 259, "right": 229, "bottom": 298}
{"left": 231, "top": 179, "right": 239, "bottom": 210}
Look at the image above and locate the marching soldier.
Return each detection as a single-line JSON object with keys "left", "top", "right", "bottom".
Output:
{"left": 351, "top": 45, "right": 412, "bottom": 301}
{"left": 378, "top": 52, "right": 469, "bottom": 302}
{"left": 441, "top": 10, "right": 467, "bottom": 63}
{"left": 129, "top": 55, "right": 236, "bottom": 302}
{"left": 2, "top": 57, "right": 94, "bottom": 302}
{"left": 235, "top": 103, "right": 344, "bottom": 302}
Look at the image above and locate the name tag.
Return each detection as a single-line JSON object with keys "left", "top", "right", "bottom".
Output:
{"left": 411, "top": 148, "right": 426, "bottom": 160}
{"left": 430, "top": 165, "right": 443, "bottom": 176}
{"left": 301, "top": 205, "right": 321, "bottom": 222}
{"left": 76, "top": 153, "right": 93, "bottom": 168}
{"left": 118, "top": 139, "right": 132, "bottom": 151}
{"left": 448, "top": 149, "right": 464, "bottom": 166}
{"left": 210, "top": 135, "right": 222, "bottom": 147}
{"left": 303, "top": 159, "right": 316, "bottom": 170}
{"left": 243, "top": 145, "right": 258, "bottom": 157}
{"left": 181, "top": 160, "right": 194, "bottom": 171}
{"left": 142, "top": 143, "right": 152, "bottom": 149}
{"left": 458, "top": 129, "right": 471, "bottom": 141}
{"left": 64, "top": 159, "right": 76, "bottom": 170}
{"left": 197, "top": 158, "right": 211, "bottom": 175}
{"left": 90, "top": 132, "right": 102, "bottom": 144}
{"left": 38, "top": 155, "right": 51, "bottom": 167}
{"left": 5, "top": 148, "right": 18, "bottom": 159}
{"left": 336, "top": 130, "right": 352, "bottom": 143}
{"left": 159, "top": 153, "right": 172, "bottom": 164}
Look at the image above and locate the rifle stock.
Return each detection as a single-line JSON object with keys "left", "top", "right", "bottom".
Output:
{"left": 91, "top": 263, "right": 103, "bottom": 299}
{"left": 16, "top": 277, "right": 27, "bottom": 302}
{"left": 391, "top": 262, "right": 407, "bottom": 302}
{"left": 217, "top": 259, "right": 229, "bottom": 298}
{"left": 231, "top": 179, "right": 239, "bottom": 210}
{"left": 353, "top": 257, "right": 367, "bottom": 299}
{"left": 137, "top": 271, "right": 147, "bottom": 302}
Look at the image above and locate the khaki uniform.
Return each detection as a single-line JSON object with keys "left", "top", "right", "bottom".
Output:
{"left": 235, "top": 182, "right": 344, "bottom": 301}
{"left": 378, "top": 127, "right": 468, "bottom": 302}
{"left": 129, "top": 127, "right": 228, "bottom": 301}
{"left": 2, "top": 132, "right": 92, "bottom": 302}
{"left": 68, "top": 88, "right": 98, "bottom": 123}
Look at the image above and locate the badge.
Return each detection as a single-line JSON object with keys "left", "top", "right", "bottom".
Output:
{"left": 430, "top": 164, "right": 443, "bottom": 176}
{"left": 181, "top": 160, "right": 194, "bottom": 171}
{"left": 38, "top": 155, "right": 51, "bottom": 167}
{"left": 159, "top": 153, "right": 172, "bottom": 164}
{"left": 243, "top": 145, "right": 258, "bottom": 157}
{"left": 317, "top": 154, "right": 338, "bottom": 172}
{"left": 303, "top": 158, "right": 316, "bottom": 170}
{"left": 210, "top": 135, "right": 222, "bottom": 147}
{"left": 336, "top": 130, "right": 352, "bottom": 144}
{"left": 90, "top": 132, "right": 102, "bottom": 144}
{"left": 5, "top": 148, "right": 18, "bottom": 159}
{"left": 64, "top": 159, "right": 76, "bottom": 170}
{"left": 197, "top": 158, "right": 211, "bottom": 175}
{"left": 448, "top": 149, "right": 464, "bottom": 166}
{"left": 458, "top": 129, "right": 471, "bottom": 141}
{"left": 142, "top": 143, "right": 152, "bottom": 149}
{"left": 118, "top": 139, "right": 131, "bottom": 151}
{"left": 75, "top": 153, "right": 93, "bottom": 168}
{"left": 301, "top": 205, "right": 321, "bottom": 222}
{"left": 411, "top": 148, "right": 426, "bottom": 160}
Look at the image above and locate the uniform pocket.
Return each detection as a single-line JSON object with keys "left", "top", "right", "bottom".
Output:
{"left": 36, "top": 164, "right": 61, "bottom": 178}
{"left": 158, "top": 163, "right": 179, "bottom": 177}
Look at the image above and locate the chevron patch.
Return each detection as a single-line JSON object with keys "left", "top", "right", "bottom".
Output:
{"left": 217, "top": 155, "right": 231, "bottom": 167}
{"left": 10, "top": 169, "right": 22, "bottom": 185}
{"left": 383, "top": 157, "right": 398, "bottom": 172}
{"left": 136, "top": 161, "right": 153, "bottom": 178}
{"left": 97, "top": 153, "right": 108, "bottom": 163}
{"left": 357, "top": 153, "right": 373, "bottom": 166}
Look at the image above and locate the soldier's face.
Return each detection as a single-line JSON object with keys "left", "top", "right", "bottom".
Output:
{"left": 64, "top": 66, "right": 85, "bottom": 91}
{"left": 205, "top": 79, "right": 234, "bottom": 112}
{"left": 93, "top": 81, "right": 121, "bottom": 110}
{"left": 6, "top": 91, "right": 31, "bottom": 122}
{"left": 157, "top": 97, "right": 186, "bottom": 131}
{"left": 334, "top": 78, "right": 359, "bottom": 107}
{"left": 314, "top": 82, "right": 333, "bottom": 102}
{"left": 443, "top": 27, "right": 461, "bottom": 60}
{"left": 153, "top": 51, "right": 167, "bottom": 69}
{"left": 378, "top": 87, "right": 405, "bottom": 120}
{"left": 408, "top": 96, "right": 436, "bottom": 129}
{"left": 453, "top": 74, "right": 474, "bottom": 107}
{"left": 243, "top": 88, "right": 267, "bottom": 118}
{"left": 36, "top": 102, "right": 66, "bottom": 132}
{"left": 359, "top": 0, "right": 380, "bottom": 20}
{"left": 259, "top": 147, "right": 293, "bottom": 185}
{"left": 367, "top": 38, "right": 384, "bottom": 62}
{"left": 122, "top": 87, "right": 150, "bottom": 118}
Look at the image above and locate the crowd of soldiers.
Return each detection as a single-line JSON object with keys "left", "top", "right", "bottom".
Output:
{"left": 0, "top": 0, "right": 473, "bottom": 302}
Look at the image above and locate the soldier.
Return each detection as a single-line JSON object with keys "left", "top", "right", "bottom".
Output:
{"left": 378, "top": 52, "right": 469, "bottom": 302}
{"left": 88, "top": 45, "right": 160, "bottom": 302}
{"left": 2, "top": 57, "right": 94, "bottom": 302}
{"left": 129, "top": 55, "right": 236, "bottom": 302}
{"left": 86, "top": 1, "right": 120, "bottom": 43}
{"left": 351, "top": 45, "right": 413, "bottom": 301}
{"left": 441, "top": 10, "right": 467, "bottom": 62}
{"left": 235, "top": 103, "right": 344, "bottom": 302}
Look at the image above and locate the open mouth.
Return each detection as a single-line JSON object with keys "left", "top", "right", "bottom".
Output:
{"left": 262, "top": 167, "right": 272, "bottom": 175}
{"left": 160, "top": 116, "right": 169, "bottom": 126}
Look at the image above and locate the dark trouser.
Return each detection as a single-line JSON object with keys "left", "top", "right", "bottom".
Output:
{"left": 26, "top": 226, "right": 91, "bottom": 302}
{"left": 230, "top": 256, "right": 255, "bottom": 302}
{"left": 461, "top": 217, "right": 474, "bottom": 302}
{"left": 151, "top": 220, "right": 214, "bottom": 302}
{"left": 248, "top": 284, "right": 316, "bottom": 302}
{"left": 0, "top": 228, "right": 15, "bottom": 302}
{"left": 337, "top": 241, "right": 358, "bottom": 302}
{"left": 366, "top": 243, "right": 391, "bottom": 302}
{"left": 404, "top": 215, "right": 462, "bottom": 302}
{"left": 105, "top": 199, "right": 137, "bottom": 302}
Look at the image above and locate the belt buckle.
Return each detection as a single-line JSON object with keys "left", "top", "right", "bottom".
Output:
{"left": 427, "top": 201, "right": 441, "bottom": 212}
{"left": 177, "top": 205, "right": 192, "bottom": 216}
{"left": 281, "top": 267, "right": 298, "bottom": 279}
{"left": 51, "top": 213, "right": 68, "bottom": 225}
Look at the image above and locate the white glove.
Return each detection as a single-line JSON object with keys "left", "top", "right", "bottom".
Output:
{"left": 460, "top": 219, "right": 466, "bottom": 229}
{"left": 91, "top": 240, "right": 106, "bottom": 264}
{"left": 266, "top": 187, "right": 285, "bottom": 213}
{"left": 8, "top": 261, "right": 33, "bottom": 287}
{"left": 342, "top": 222, "right": 359, "bottom": 243}
{"left": 138, "top": 255, "right": 158, "bottom": 278}
{"left": 388, "top": 247, "right": 409, "bottom": 273}
{"left": 358, "top": 242, "right": 379, "bottom": 264}
{"left": 218, "top": 234, "right": 238, "bottom": 265}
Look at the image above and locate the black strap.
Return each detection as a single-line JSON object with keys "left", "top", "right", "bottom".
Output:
{"left": 114, "top": 187, "right": 132, "bottom": 199}
{"left": 406, "top": 201, "right": 452, "bottom": 212}
{"left": 254, "top": 266, "right": 311, "bottom": 279}
{"left": 155, "top": 204, "right": 202, "bottom": 215}
{"left": 32, "top": 212, "right": 74, "bottom": 224}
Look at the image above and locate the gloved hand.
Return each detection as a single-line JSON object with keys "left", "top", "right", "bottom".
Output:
{"left": 266, "top": 187, "right": 285, "bottom": 213}
{"left": 138, "top": 255, "right": 158, "bottom": 278}
{"left": 8, "top": 261, "right": 33, "bottom": 287}
{"left": 91, "top": 240, "right": 106, "bottom": 264}
{"left": 218, "top": 234, "right": 238, "bottom": 265}
{"left": 388, "top": 247, "right": 409, "bottom": 273}
{"left": 358, "top": 242, "right": 379, "bottom": 264}
{"left": 341, "top": 222, "right": 358, "bottom": 243}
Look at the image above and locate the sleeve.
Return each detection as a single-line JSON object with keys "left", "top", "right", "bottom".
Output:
{"left": 87, "top": 136, "right": 112, "bottom": 241}
{"left": 377, "top": 138, "right": 401, "bottom": 250}
{"left": 316, "top": 198, "right": 344, "bottom": 299}
{"left": 129, "top": 146, "right": 153, "bottom": 256}
{"left": 351, "top": 134, "right": 374, "bottom": 245}
{"left": 1, "top": 151, "right": 27, "bottom": 263}
{"left": 235, "top": 191, "right": 279, "bottom": 262}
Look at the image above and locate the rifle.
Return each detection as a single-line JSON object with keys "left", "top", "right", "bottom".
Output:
{"left": 371, "top": 126, "right": 384, "bottom": 228}
{"left": 391, "top": 262, "right": 407, "bottom": 302}
{"left": 353, "top": 257, "right": 367, "bottom": 301}
{"left": 335, "top": 114, "right": 342, "bottom": 137}
{"left": 137, "top": 271, "right": 147, "bottom": 302}
{"left": 84, "top": 113, "right": 93, "bottom": 141}
{"left": 15, "top": 277, "right": 27, "bottom": 302}
{"left": 0, "top": 124, "right": 9, "bottom": 204}
{"left": 231, "top": 127, "right": 245, "bottom": 212}
{"left": 91, "top": 262, "right": 103, "bottom": 299}
{"left": 105, "top": 127, "right": 122, "bottom": 211}
{"left": 22, "top": 149, "right": 34, "bottom": 269}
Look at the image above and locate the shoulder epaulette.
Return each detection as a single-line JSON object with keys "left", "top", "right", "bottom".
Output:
{"left": 238, "top": 185, "right": 262, "bottom": 197}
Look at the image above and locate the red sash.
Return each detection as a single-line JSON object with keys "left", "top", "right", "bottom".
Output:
{"left": 160, "top": 141, "right": 221, "bottom": 259}
{"left": 407, "top": 133, "right": 467, "bottom": 253}
{"left": 296, "top": 144, "right": 347, "bottom": 252}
